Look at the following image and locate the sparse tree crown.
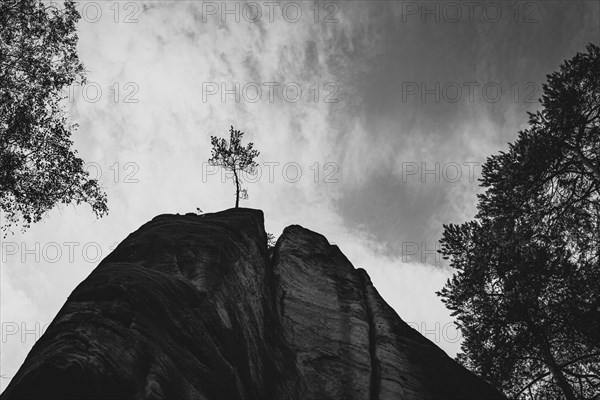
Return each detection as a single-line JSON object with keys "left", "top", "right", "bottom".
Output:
{"left": 208, "top": 126, "right": 259, "bottom": 208}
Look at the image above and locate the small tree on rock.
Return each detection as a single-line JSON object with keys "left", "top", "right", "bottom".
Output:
{"left": 208, "top": 126, "right": 259, "bottom": 208}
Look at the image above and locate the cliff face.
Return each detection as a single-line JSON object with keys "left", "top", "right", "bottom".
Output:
{"left": 0, "top": 208, "right": 505, "bottom": 400}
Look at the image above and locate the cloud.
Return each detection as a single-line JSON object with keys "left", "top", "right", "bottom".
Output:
{"left": 328, "top": 1, "right": 600, "bottom": 262}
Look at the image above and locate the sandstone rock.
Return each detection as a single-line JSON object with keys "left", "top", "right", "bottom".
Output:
{"left": 0, "top": 208, "right": 506, "bottom": 400}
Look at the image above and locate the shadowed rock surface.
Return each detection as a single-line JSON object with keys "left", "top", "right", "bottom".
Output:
{"left": 0, "top": 208, "right": 506, "bottom": 399}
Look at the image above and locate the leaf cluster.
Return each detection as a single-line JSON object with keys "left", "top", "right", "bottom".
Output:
{"left": 0, "top": 0, "right": 108, "bottom": 235}
{"left": 208, "top": 126, "right": 260, "bottom": 174}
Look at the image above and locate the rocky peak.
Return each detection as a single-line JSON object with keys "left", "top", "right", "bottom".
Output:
{"left": 0, "top": 208, "right": 506, "bottom": 400}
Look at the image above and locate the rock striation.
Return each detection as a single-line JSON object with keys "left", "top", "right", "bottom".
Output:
{"left": 0, "top": 208, "right": 506, "bottom": 399}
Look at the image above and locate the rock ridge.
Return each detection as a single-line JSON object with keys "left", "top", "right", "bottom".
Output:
{"left": 0, "top": 208, "right": 506, "bottom": 400}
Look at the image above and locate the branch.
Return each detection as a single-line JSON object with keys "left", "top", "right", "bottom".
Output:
{"left": 514, "top": 352, "right": 600, "bottom": 398}
{"left": 562, "top": 140, "right": 600, "bottom": 184}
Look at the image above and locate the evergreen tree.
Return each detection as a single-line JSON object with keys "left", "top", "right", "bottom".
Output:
{"left": 439, "top": 44, "right": 600, "bottom": 399}
{"left": 208, "top": 126, "right": 259, "bottom": 208}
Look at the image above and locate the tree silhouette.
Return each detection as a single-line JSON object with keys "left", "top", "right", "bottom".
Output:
{"left": 438, "top": 43, "right": 600, "bottom": 400}
{"left": 0, "top": 0, "right": 108, "bottom": 235}
{"left": 208, "top": 126, "right": 259, "bottom": 208}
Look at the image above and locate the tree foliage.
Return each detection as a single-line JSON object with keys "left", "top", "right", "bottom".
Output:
{"left": 267, "top": 232, "right": 277, "bottom": 249}
{"left": 438, "top": 43, "right": 600, "bottom": 400}
{"left": 208, "top": 126, "right": 259, "bottom": 208}
{"left": 0, "top": 0, "right": 108, "bottom": 235}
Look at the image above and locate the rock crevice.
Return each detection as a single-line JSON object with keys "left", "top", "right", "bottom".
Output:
{"left": 358, "top": 270, "right": 383, "bottom": 400}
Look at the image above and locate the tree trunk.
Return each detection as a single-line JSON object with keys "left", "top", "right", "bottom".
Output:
{"left": 234, "top": 168, "right": 240, "bottom": 208}
{"left": 528, "top": 316, "right": 577, "bottom": 400}
{"left": 540, "top": 340, "right": 577, "bottom": 400}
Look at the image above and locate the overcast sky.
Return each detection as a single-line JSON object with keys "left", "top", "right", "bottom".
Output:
{"left": 1, "top": 0, "right": 599, "bottom": 390}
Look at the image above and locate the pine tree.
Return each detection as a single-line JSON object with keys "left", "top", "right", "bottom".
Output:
{"left": 208, "top": 126, "right": 259, "bottom": 208}
{"left": 439, "top": 43, "right": 600, "bottom": 399}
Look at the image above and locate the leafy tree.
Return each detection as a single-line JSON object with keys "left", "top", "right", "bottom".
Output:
{"left": 0, "top": 0, "right": 108, "bottom": 235}
{"left": 438, "top": 43, "right": 600, "bottom": 400}
{"left": 267, "top": 232, "right": 277, "bottom": 249}
{"left": 208, "top": 126, "right": 259, "bottom": 208}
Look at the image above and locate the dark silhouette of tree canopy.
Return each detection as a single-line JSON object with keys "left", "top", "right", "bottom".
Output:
{"left": 0, "top": 0, "right": 108, "bottom": 235}
{"left": 438, "top": 43, "right": 600, "bottom": 400}
{"left": 208, "top": 126, "right": 259, "bottom": 208}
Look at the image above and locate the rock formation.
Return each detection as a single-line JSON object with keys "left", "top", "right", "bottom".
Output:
{"left": 0, "top": 208, "right": 506, "bottom": 399}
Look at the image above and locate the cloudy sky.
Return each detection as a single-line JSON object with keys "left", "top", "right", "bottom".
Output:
{"left": 1, "top": 0, "right": 599, "bottom": 389}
